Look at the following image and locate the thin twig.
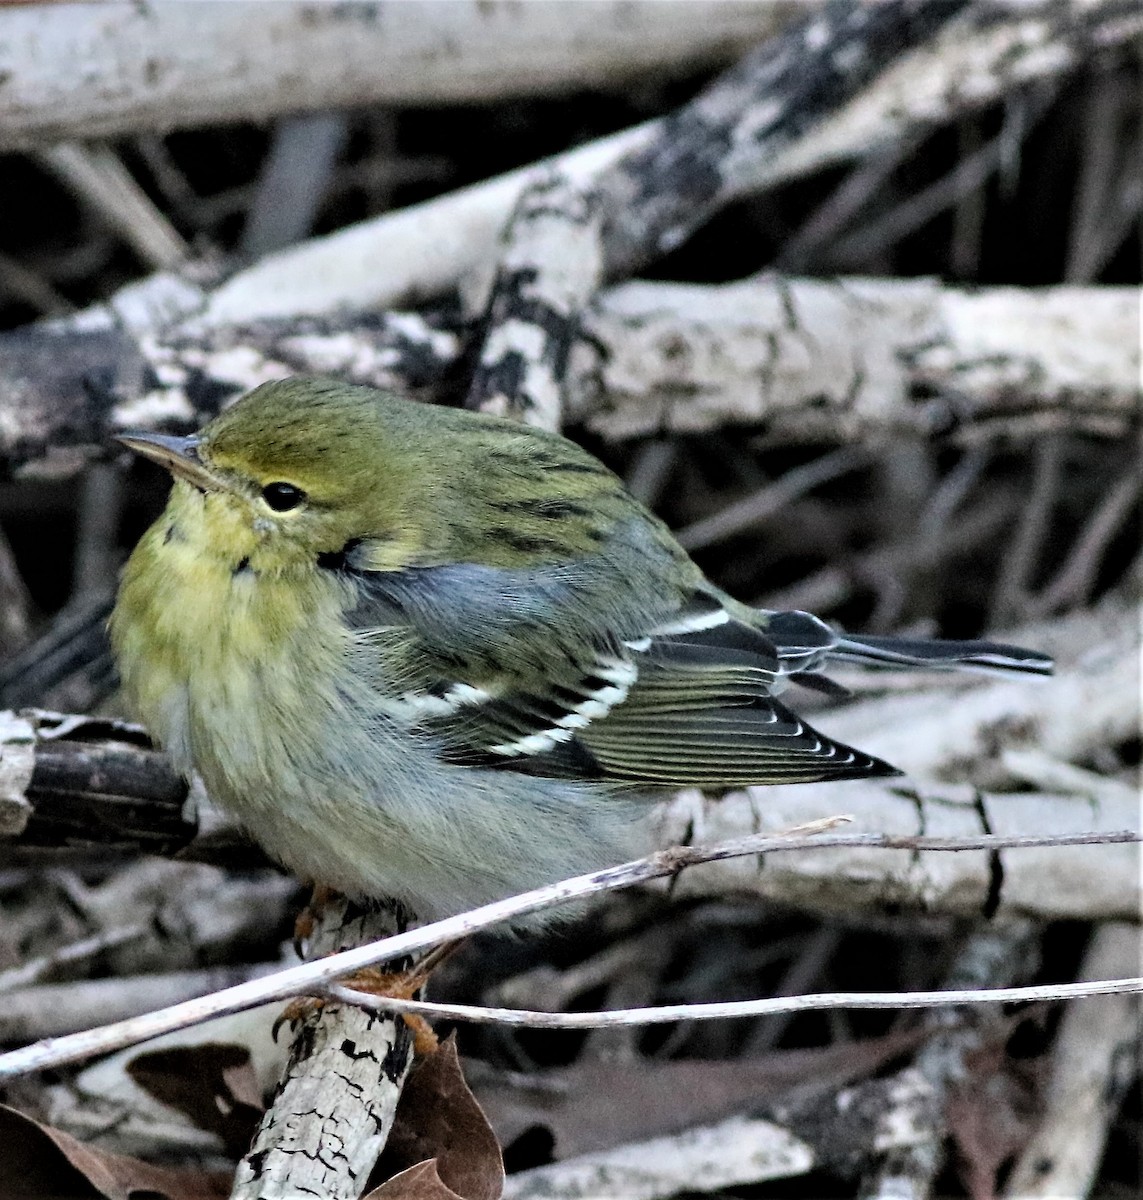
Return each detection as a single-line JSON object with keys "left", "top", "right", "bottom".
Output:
{"left": 676, "top": 446, "right": 869, "bottom": 552}
{"left": 832, "top": 90, "right": 1050, "bottom": 266}
{"left": 988, "top": 434, "right": 1064, "bottom": 627}
{"left": 1065, "top": 68, "right": 1131, "bottom": 283}
{"left": 1028, "top": 450, "right": 1143, "bottom": 617}
{"left": 0, "top": 824, "right": 1137, "bottom": 1080}
{"left": 327, "top": 976, "right": 1143, "bottom": 1030}
{"left": 775, "top": 140, "right": 916, "bottom": 270}
{"left": 36, "top": 142, "right": 190, "bottom": 270}
{"left": 0, "top": 922, "right": 147, "bottom": 996}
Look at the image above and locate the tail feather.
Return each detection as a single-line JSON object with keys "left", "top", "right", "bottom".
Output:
{"left": 830, "top": 633, "right": 1053, "bottom": 677}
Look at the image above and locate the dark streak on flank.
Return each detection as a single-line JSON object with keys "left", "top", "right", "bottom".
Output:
{"left": 488, "top": 528, "right": 564, "bottom": 556}
{"left": 233, "top": 556, "right": 251, "bottom": 576}
{"left": 550, "top": 460, "right": 611, "bottom": 476}
{"left": 488, "top": 498, "right": 591, "bottom": 520}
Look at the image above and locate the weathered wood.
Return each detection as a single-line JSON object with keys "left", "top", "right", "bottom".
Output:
{"left": 463, "top": 1, "right": 969, "bottom": 426}
{"left": 201, "top": 0, "right": 1143, "bottom": 320}
{"left": 0, "top": 711, "right": 192, "bottom": 851}
{"left": 231, "top": 900, "right": 414, "bottom": 1200}
{"left": 0, "top": 1, "right": 801, "bottom": 149}
{"left": 1005, "top": 922, "right": 1141, "bottom": 1198}
{"left": 466, "top": 170, "right": 605, "bottom": 429}
{"left": 0, "top": 277, "right": 1134, "bottom": 478}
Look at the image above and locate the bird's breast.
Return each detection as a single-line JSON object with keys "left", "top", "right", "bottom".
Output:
{"left": 111, "top": 508, "right": 363, "bottom": 820}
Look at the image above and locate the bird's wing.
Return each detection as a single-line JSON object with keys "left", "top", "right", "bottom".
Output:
{"left": 340, "top": 562, "right": 898, "bottom": 789}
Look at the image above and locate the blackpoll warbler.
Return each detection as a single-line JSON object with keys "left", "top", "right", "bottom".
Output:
{"left": 111, "top": 378, "right": 1051, "bottom": 920}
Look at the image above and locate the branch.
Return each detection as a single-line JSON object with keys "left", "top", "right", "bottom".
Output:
{"left": 462, "top": 0, "right": 969, "bottom": 424}
{"left": 231, "top": 899, "right": 413, "bottom": 1200}
{"left": 575, "top": 277, "right": 1140, "bottom": 441}
{"left": 466, "top": 171, "right": 605, "bottom": 430}
{"left": 0, "top": 1, "right": 799, "bottom": 149}
{"left": 0, "top": 710, "right": 192, "bottom": 851}
{"left": 593, "top": 0, "right": 969, "bottom": 280}
{"left": 1004, "top": 922, "right": 1141, "bottom": 1198}
{"left": 327, "top": 972, "right": 1143, "bottom": 1030}
{"left": 858, "top": 921, "right": 1039, "bottom": 1198}
{"left": 1, "top": 276, "right": 1136, "bottom": 477}
{"left": 2, "top": 823, "right": 1140, "bottom": 1081}
{"left": 501, "top": 1113, "right": 817, "bottom": 1200}
{"left": 200, "top": 0, "right": 1143, "bottom": 320}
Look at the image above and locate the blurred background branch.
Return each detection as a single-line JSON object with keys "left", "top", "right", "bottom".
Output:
{"left": 0, "top": 1, "right": 1138, "bottom": 1197}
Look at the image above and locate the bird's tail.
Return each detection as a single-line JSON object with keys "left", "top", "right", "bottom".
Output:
{"left": 828, "top": 631, "right": 1053, "bottom": 677}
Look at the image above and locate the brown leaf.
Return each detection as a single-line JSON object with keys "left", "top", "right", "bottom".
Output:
{"left": 126, "top": 1042, "right": 263, "bottom": 1158}
{"left": 473, "top": 1027, "right": 927, "bottom": 1160}
{"left": 0, "top": 1104, "right": 230, "bottom": 1199}
{"left": 946, "top": 1039, "right": 1044, "bottom": 1200}
{"left": 364, "top": 1159, "right": 465, "bottom": 1200}
{"left": 369, "top": 1036, "right": 503, "bottom": 1200}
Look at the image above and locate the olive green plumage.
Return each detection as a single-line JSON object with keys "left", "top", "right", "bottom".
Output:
{"left": 111, "top": 378, "right": 1051, "bottom": 920}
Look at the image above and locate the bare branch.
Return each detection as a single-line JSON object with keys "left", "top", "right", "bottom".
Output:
{"left": 0, "top": 2, "right": 800, "bottom": 150}
{"left": 232, "top": 899, "right": 413, "bottom": 1200}
{"left": 201, "top": 0, "right": 1143, "bottom": 320}
{"left": 328, "top": 973, "right": 1143, "bottom": 1030}
{"left": 859, "top": 921, "right": 1039, "bottom": 1199}
{"left": 0, "top": 822, "right": 1138, "bottom": 1081}
{"left": 1, "top": 276, "right": 1135, "bottom": 478}
{"left": 1005, "top": 922, "right": 1141, "bottom": 1198}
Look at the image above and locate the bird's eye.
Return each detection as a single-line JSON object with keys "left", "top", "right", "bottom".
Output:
{"left": 261, "top": 482, "right": 306, "bottom": 512}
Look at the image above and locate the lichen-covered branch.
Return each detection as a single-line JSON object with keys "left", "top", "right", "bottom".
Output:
{"left": 575, "top": 276, "right": 1141, "bottom": 441}
{"left": 594, "top": 0, "right": 969, "bottom": 279}
{"left": 231, "top": 899, "right": 414, "bottom": 1200}
{"left": 200, "top": 0, "right": 1143, "bottom": 321}
{"left": 463, "top": 1, "right": 969, "bottom": 426}
{"left": 466, "top": 171, "right": 605, "bottom": 429}
{"left": 0, "top": 276, "right": 1135, "bottom": 478}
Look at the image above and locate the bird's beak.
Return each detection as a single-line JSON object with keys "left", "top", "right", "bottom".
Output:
{"left": 116, "top": 432, "right": 219, "bottom": 491}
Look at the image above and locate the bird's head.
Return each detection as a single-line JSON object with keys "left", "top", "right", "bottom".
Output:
{"left": 118, "top": 377, "right": 427, "bottom": 577}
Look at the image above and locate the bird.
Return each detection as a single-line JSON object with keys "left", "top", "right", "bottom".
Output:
{"left": 111, "top": 377, "right": 1052, "bottom": 922}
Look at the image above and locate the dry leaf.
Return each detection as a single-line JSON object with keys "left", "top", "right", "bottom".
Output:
{"left": 0, "top": 1104, "right": 229, "bottom": 1199}
{"left": 126, "top": 1042, "right": 264, "bottom": 1158}
{"left": 947, "top": 1038, "right": 1044, "bottom": 1200}
{"left": 474, "top": 1027, "right": 927, "bottom": 1160}
{"left": 368, "top": 1036, "right": 503, "bottom": 1200}
{"left": 365, "top": 1159, "right": 466, "bottom": 1200}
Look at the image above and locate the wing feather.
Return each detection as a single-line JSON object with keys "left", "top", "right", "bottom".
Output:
{"left": 336, "top": 561, "right": 898, "bottom": 787}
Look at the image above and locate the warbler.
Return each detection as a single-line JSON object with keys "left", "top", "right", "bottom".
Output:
{"left": 111, "top": 378, "right": 1051, "bottom": 920}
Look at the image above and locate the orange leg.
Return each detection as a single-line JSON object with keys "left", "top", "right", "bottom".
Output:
{"left": 338, "top": 966, "right": 440, "bottom": 1054}
{"left": 335, "top": 942, "right": 467, "bottom": 1055}
{"left": 280, "top": 903, "right": 465, "bottom": 1054}
{"left": 292, "top": 882, "right": 337, "bottom": 955}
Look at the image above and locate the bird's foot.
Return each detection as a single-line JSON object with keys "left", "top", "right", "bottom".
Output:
{"left": 272, "top": 994, "right": 325, "bottom": 1041}
{"left": 271, "top": 968, "right": 436, "bottom": 1051}
{"left": 337, "top": 964, "right": 440, "bottom": 1055}
{"left": 293, "top": 882, "right": 338, "bottom": 956}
